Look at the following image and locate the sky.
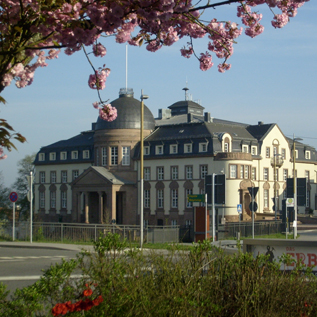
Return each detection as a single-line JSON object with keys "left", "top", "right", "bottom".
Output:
{"left": 1, "top": 1, "right": 317, "bottom": 188}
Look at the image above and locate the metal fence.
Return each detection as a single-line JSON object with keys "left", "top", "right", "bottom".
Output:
{"left": 0, "top": 221, "right": 285, "bottom": 244}
{"left": 0, "top": 221, "right": 182, "bottom": 244}
{"left": 218, "top": 221, "right": 285, "bottom": 240}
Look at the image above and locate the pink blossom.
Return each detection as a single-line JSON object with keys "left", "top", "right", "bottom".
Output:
{"left": 180, "top": 45, "right": 193, "bottom": 58}
{"left": 199, "top": 52, "right": 213, "bottom": 71}
{"left": 218, "top": 63, "right": 231, "bottom": 73}
{"left": 88, "top": 67, "right": 110, "bottom": 90}
{"left": 93, "top": 43, "right": 107, "bottom": 57}
{"left": 99, "top": 104, "right": 117, "bottom": 122}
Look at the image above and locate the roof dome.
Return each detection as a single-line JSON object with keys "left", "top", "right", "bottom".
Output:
{"left": 94, "top": 88, "right": 155, "bottom": 130}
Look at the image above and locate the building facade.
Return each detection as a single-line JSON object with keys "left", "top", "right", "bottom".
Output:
{"left": 34, "top": 88, "right": 317, "bottom": 225}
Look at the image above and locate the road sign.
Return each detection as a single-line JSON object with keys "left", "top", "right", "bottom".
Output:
{"left": 286, "top": 198, "right": 294, "bottom": 207}
{"left": 187, "top": 194, "right": 205, "bottom": 203}
{"left": 248, "top": 187, "right": 259, "bottom": 199}
{"left": 237, "top": 204, "right": 242, "bottom": 214}
{"left": 249, "top": 201, "right": 258, "bottom": 212}
{"left": 9, "top": 192, "right": 18, "bottom": 203}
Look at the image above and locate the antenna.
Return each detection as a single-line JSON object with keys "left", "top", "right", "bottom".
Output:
{"left": 125, "top": 44, "right": 128, "bottom": 90}
{"left": 182, "top": 78, "right": 189, "bottom": 100}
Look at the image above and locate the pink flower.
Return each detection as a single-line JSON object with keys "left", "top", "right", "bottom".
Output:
{"left": 199, "top": 52, "right": 213, "bottom": 71}
{"left": 99, "top": 104, "right": 117, "bottom": 122}
{"left": 0, "top": 147, "right": 7, "bottom": 160}
{"left": 93, "top": 43, "right": 107, "bottom": 57}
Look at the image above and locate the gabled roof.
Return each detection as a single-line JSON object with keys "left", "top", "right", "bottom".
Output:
{"left": 246, "top": 123, "right": 275, "bottom": 141}
{"left": 72, "top": 166, "right": 135, "bottom": 186}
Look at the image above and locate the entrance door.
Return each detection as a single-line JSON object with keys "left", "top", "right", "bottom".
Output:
{"left": 116, "top": 192, "right": 123, "bottom": 224}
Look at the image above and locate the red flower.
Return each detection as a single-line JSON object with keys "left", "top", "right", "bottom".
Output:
{"left": 93, "top": 295, "right": 104, "bottom": 306}
{"left": 51, "top": 303, "right": 68, "bottom": 316}
{"left": 83, "top": 288, "right": 93, "bottom": 297}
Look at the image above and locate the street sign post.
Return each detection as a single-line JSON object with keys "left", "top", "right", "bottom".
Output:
{"left": 9, "top": 192, "right": 18, "bottom": 241}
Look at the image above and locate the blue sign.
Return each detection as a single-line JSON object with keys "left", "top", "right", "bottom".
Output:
{"left": 237, "top": 204, "right": 242, "bottom": 214}
{"left": 9, "top": 192, "right": 18, "bottom": 203}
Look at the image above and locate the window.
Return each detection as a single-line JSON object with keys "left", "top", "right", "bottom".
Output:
{"left": 306, "top": 190, "right": 310, "bottom": 208}
{"left": 230, "top": 165, "right": 237, "bottom": 178}
{"left": 273, "top": 146, "right": 278, "bottom": 156}
{"left": 110, "top": 146, "right": 118, "bottom": 165}
{"left": 144, "top": 190, "right": 150, "bottom": 208}
{"left": 72, "top": 170, "right": 79, "bottom": 180}
{"left": 186, "top": 188, "right": 193, "bottom": 208}
{"left": 251, "top": 167, "right": 256, "bottom": 180}
{"left": 200, "top": 165, "right": 208, "bottom": 179}
{"left": 50, "top": 171, "right": 56, "bottom": 183}
{"left": 144, "top": 167, "right": 150, "bottom": 181}
{"left": 240, "top": 166, "right": 244, "bottom": 179}
{"left": 283, "top": 169, "right": 288, "bottom": 182}
{"left": 60, "top": 152, "right": 67, "bottom": 160}
{"left": 122, "top": 146, "right": 130, "bottom": 166}
{"left": 40, "top": 172, "right": 45, "bottom": 183}
{"left": 155, "top": 145, "right": 164, "bottom": 155}
{"left": 185, "top": 166, "right": 193, "bottom": 179}
{"left": 157, "top": 167, "right": 164, "bottom": 180}
{"left": 224, "top": 143, "right": 229, "bottom": 152}
{"left": 170, "top": 144, "right": 178, "bottom": 154}
{"left": 49, "top": 152, "right": 56, "bottom": 161}
{"left": 265, "top": 147, "right": 270, "bottom": 158}
{"left": 102, "top": 147, "right": 107, "bottom": 166}
{"left": 50, "top": 191, "right": 56, "bottom": 209}
{"left": 71, "top": 151, "right": 78, "bottom": 159}
{"left": 171, "top": 220, "right": 177, "bottom": 227}
{"left": 274, "top": 169, "right": 279, "bottom": 182}
{"left": 171, "top": 189, "right": 178, "bottom": 208}
{"left": 157, "top": 189, "right": 164, "bottom": 208}
{"left": 264, "top": 168, "right": 269, "bottom": 181}
{"left": 171, "top": 166, "right": 178, "bottom": 180}
{"left": 61, "top": 191, "right": 67, "bottom": 208}
{"left": 185, "top": 220, "right": 192, "bottom": 226}
{"left": 144, "top": 146, "right": 150, "bottom": 155}
{"left": 281, "top": 148, "right": 286, "bottom": 160}
{"left": 251, "top": 146, "right": 257, "bottom": 155}
{"left": 244, "top": 166, "right": 249, "bottom": 179}
{"left": 39, "top": 192, "right": 45, "bottom": 209}
{"left": 242, "top": 145, "right": 248, "bottom": 153}
{"left": 184, "top": 143, "right": 192, "bottom": 153}
{"left": 39, "top": 153, "right": 45, "bottom": 161}
{"left": 83, "top": 150, "right": 90, "bottom": 159}
{"left": 61, "top": 171, "right": 67, "bottom": 183}
{"left": 199, "top": 143, "right": 208, "bottom": 152}
{"left": 264, "top": 189, "right": 269, "bottom": 208}
{"left": 305, "top": 151, "right": 311, "bottom": 159}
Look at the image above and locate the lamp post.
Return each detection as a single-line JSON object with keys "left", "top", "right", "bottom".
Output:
{"left": 140, "top": 90, "right": 149, "bottom": 248}
{"left": 293, "top": 135, "right": 303, "bottom": 239}
{"left": 271, "top": 154, "right": 283, "bottom": 220}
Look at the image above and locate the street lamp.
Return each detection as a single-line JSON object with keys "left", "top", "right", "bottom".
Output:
{"left": 293, "top": 135, "right": 303, "bottom": 239}
{"left": 140, "top": 90, "right": 149, "bottom": 248}
{"left": 270, "top": 154, "right": 283, "bottom": 220}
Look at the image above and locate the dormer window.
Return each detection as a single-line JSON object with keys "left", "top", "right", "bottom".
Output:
{"left": 60, "top": 151, "right": 67, "bottom": 160}
{"left": 155, "top": 145, "right": 164, "bottom": 155}
{"left": 49, "top": 152, "right": 56, "bottom": 161}
{"left": 199, "top": 143, "right": 208, "bottom": 153}
{"left": 184, "top": 143, "right": 192, "bottom": 153}
{"left": 251, "top": 146, "right": 257, "bottom": 155}
{"left": 144, "top": 146, "right": 150, "bottom": 155}
{"left": 170, "top": 144, "right": 178, "bottom": 154}
{"left": 39, "top": 153, "right": 45, "bottom": 161}
{"left": 72, "top": 151, "right": 78, "bottom": 159}
{"left": 242, "top": 145, "right": 248, "bottom": 153}
{"left": 305, "top": 151, "right": 311, "bottom": 159}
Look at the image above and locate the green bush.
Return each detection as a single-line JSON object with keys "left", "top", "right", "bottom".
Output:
{"left": 1, "top": 233, "right": 316, "bottom": 316}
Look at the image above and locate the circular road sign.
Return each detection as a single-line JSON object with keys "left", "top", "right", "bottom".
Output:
{"left": 9, "top": 192, "right": 18, "bottom": 203}
{"left": 249, "top": 202, "right": 258, "bottom": 212}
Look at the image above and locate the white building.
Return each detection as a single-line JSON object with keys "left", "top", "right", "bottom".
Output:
{"left": 34, "top": 88, "right": 317, "bottom": 225}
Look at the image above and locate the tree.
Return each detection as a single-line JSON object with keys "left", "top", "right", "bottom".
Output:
{"left": 0, "top": 171, "right": 11, "bottom": 219}
{"left": 0, "top": 0, "right": 311, "bottom": 154}
{"left": 12, "top": 153, "right": 35, "bottom": 220}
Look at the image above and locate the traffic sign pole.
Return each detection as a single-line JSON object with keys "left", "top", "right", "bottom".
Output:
{"left": 12, "top": 202, "right": 15, "bottom": 241}
{"left": 205, "top": 194, "right": 207, "bottom": 241}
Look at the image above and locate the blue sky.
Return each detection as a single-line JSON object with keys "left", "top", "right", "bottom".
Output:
{"left": 1, "top": 1, "right": 317, "bottom": 187}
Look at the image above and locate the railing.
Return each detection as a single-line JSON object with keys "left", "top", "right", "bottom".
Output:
{"left": 0, "top": 221, "right": 181, "bottom": 244}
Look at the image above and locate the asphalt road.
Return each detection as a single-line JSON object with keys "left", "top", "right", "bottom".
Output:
{"left": 0, "top": 247, "right": 80, "bottom": 296}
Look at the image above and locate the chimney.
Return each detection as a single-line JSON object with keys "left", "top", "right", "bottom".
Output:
{"left": 258, "top": 121, "right": 263, "bottom": 126}
{"left": 204, "top": 112, "right": 211, "bottom": 122}
{"left": 187, "top": 113, "right": 193, "bottom": 123}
